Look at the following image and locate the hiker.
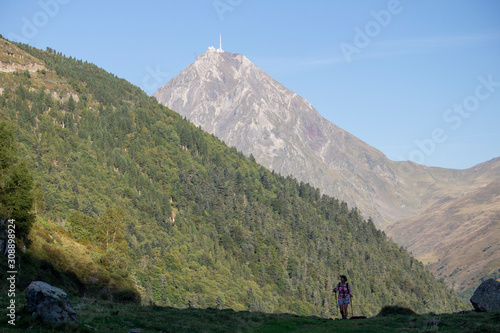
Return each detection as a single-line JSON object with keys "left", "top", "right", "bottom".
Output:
{"left": 333, "top": 275, "right": 352, "bottom": 319}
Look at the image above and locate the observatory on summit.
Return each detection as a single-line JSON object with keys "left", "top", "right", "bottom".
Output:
{"left": 208, "top": 34, "right": 224, "bottom": 53}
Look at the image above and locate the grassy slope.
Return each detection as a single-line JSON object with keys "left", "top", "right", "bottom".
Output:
{"left": 1, "top": 295, "right": 499, "bottom": 333}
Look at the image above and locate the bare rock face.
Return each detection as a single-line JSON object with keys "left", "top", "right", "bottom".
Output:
{"left": 25, "top": 281, "right": 79, "bottom": 324}
{"left": 153, "top": 49, "right": 410, "bottom": 228}
{"left": 470, "top": 279, "right": 500, "bottom": 312}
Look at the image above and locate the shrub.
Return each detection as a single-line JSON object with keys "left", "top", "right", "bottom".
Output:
{"left": 377, "top": 305, "right": 417, "bottom": 317}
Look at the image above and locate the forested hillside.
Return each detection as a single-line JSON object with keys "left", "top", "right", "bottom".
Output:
{"left": 0, "top": 38, "right": 464, "bottom": 317}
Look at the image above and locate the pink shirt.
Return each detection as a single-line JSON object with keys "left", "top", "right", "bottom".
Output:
{"left": 335, "top": 282, "right": 352, "bottom": 299}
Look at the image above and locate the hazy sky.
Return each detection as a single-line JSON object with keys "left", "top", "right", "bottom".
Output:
{"left": 1, "top": 0, "right": 499, "bottom": 169}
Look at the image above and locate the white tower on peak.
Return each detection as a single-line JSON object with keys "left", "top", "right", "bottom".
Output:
{"left": 208, "top": 35, "right": 224, "bottom": 53}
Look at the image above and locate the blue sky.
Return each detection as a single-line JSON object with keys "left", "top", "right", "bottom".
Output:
{"left": 1, "top": 0, "right": 499, "bottom": 169}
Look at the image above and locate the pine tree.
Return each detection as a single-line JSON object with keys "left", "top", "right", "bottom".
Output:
{"left": 0, "top": 122, "right": 35, "bottom": 240}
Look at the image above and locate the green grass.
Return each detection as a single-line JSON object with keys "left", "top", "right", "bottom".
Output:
{"left": 1, "top": 296, "right": 499, "bottom": 332}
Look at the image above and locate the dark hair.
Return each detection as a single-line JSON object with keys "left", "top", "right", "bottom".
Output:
{"left": 340, "top": 275, "right": 348, "bottom": 281}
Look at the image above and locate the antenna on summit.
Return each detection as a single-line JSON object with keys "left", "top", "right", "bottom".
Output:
{"left": 208, "top": 35, "right": 224, "bottom": 53}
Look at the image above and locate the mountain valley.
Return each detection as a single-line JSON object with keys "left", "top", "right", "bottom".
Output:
{"left": 0, "top": 38, "right": 466, "bottom": 318}
{"left": 153, "top": 49, "right": 500, "bottom": 298}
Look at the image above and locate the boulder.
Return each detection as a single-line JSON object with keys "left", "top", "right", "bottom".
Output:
{"left": 25, "top": 281, "right": 79, "bottom": 324}
{"left": 470, "top": 279, "right": 500, "bottom": 312}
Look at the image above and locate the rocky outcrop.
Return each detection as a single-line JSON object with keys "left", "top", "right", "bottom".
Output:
{"left": 470, "top": 279, "right": 500, "bottom": 312}
{"left": 25, "top": 281, "right": 79, "bottom": 324}
{"left": 0, "top": 61, "right": 46, "bottom": 72}
{"left": 1, "top": 39, "right": 48, "bottom": 73}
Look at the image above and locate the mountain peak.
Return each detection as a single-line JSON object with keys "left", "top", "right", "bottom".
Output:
{"left": 153, "top": 52, "right": 405, "bottom": 227}
{"left": 194, "top": 48, "right": 252, "bottom": 76}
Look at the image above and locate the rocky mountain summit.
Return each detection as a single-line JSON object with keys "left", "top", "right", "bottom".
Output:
{"left": 153, "top": 49, "right": 414, "bottom": 228}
